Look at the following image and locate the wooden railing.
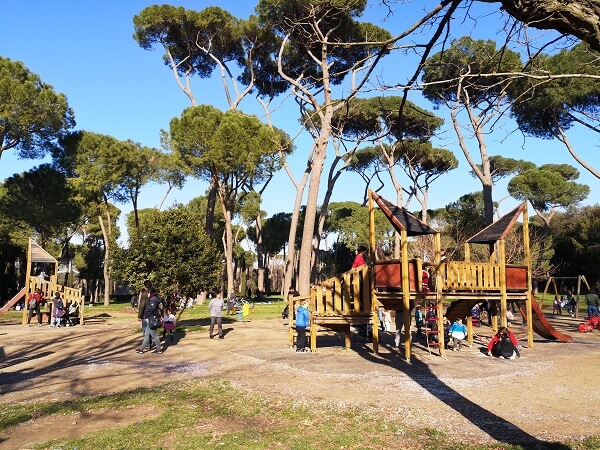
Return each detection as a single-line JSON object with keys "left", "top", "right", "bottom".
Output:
{"left": 25, "top": 277, "right": 85, "bottom": 324}
{"left": 312, "top": 264, "right": 371, "bottom": 316}
{"left": 439, "top": 262, "right": 501, "bottom": 291}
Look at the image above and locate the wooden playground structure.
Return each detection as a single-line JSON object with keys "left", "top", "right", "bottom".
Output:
{"left": 0, "top": 239, "right": 84, "bottom": 325}
{"left": 288, "top": 190, "right": 572, "bottom": 359}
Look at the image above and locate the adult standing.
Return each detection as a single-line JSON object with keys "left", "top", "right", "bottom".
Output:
{"left": 208, "top": 291, "right": 224, "bottom": 339}
{"left": 137, "top": 280, "right": 152, "bottom": 336}
{"left": 585, "top": 289, "right": 600, "bottom": 318}
{"left": 137, "top": 287, "right": 164, "bottom": 354}
{"left": 27, "top": 288, "right": 43, "bottom": 327}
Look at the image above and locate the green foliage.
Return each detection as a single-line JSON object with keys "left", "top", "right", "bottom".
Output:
{"left": 508, "top": 165, "right": 589, "bottom": 214}
{"left": 133, "top": 5, "right": 244, "bottom": 79}
{"left": 117, "top": 206, "right": 222, "bottom": 295}
{"left": 0, "top": 56, "right": 74, "bottom": 159}
{"left": 248, "top": 212, "right": 292, "bottom": 257}
{"left": 550, "top": 205, "right": 600, "bottom": 288}
{"left": 434, "top": 192, "right": 487, "bottom": 259}
{"left": 256, "top": 0, "right": 391, "bottom": 87}
{"left": 171, "top": 105, "right": 287, "bottom": 190}
{"left": 422, "top": 36, "right": 522, "bottom": 107}
{"left": 509, "top": 43, "right": 600, "bottom": 138}
{"left": 0, "top": 164, "right": 81, "bottom": 247}
{"left": 325, "top": 201, "right": 392, "bottom": 251}
{"left": 477, "top": 155, "right": 536, "bottom": 183}
{"left": 332, "top": 96, "right": 444, "bottom": 141}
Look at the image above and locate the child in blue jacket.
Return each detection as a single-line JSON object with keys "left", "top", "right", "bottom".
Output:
{"left": 448, "top": 317, "right": 467, "bottom": 351}
{"left": 295, "top": 299, "right": 310, "bottom": 353}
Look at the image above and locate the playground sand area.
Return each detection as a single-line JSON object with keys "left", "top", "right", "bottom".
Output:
{"left": 1, "top": 310, "right": 599, "bottom": 449}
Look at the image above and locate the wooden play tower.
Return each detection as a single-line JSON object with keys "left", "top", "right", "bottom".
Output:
{"left": 19, "top": 238, "right": 84, "bottom": 325}
{"left": 289, "top": 190, "right": 570, "bottom": 359}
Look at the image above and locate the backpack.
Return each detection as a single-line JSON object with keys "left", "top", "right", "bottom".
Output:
{"left": 493, "top": 333, "right": 517, "bottom": 358}
{"left": 28, "top": 295, "right": 38, "bottom": 309}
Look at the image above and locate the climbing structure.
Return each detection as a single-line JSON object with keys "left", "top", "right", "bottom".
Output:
{"left": 288, "top": 190, "right": 571, "bottom": 358}
{"left": 0, "top": 239, "right": 84, "bottom": 325}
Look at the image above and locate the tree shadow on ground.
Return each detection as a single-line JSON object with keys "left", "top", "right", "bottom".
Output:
{"left": 350, "top": 334, "right": 570, "bottom": 450}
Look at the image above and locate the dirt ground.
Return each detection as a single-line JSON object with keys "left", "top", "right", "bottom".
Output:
{"left": 1, "top": 308, "right": 599, "bottom": 449}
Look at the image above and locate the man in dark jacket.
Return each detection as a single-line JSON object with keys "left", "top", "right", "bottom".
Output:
{"left": 137, "top": 280, "right": 152, "bottom": 335}
{"left": 585, "top": 290, "right": 600, "bottom": 318}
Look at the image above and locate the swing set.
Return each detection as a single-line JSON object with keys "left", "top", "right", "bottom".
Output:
{"left": 540, "top": 275, "right": 589, "bottom": 319}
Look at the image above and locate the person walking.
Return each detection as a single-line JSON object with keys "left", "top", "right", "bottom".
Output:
{"left": 137, "top": 288, "right": 164, "bottom": 354}
{"left": 585, "top": 289, "right": 600, "bottom": 318}
{"left": 137, "top": 280, "right": 152, "bottom": 336}
{"left": 209, "top": 291, "right": 224, "bottom": 339}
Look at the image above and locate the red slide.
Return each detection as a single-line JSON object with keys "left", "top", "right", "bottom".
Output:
{"left": 0, "top": 287, "right": 26, "bottom": 316}
{"left": 517, "top": 294, "right": 573, "bottom": 343}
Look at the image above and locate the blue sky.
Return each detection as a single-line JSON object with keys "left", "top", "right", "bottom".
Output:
{"left": 1, "top": 0, "right": 598, "bottom": 244}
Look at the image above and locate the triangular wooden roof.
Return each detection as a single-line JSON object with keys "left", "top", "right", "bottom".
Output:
{"left": 371, "top": 191, "right": 438, "bottom": 236}
{"left": 29, "top": 239, "right": 58, "bottom": 264}
{"left": 467, "top": 203, "right": 525, "bottom": 244}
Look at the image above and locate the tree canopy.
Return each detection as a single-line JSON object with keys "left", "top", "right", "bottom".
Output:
{"left": 0, "top": 56, "right": 74, "bottom": 160}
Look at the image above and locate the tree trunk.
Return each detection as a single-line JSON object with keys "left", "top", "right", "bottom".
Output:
{"left": 298, "top": 138, "right": 328, "bottom": 295}
{"left": 482, "top": 182, "right": 494, "bottom": 226}
{"left": 283, "top": 171, "right": 310, "bottom": 296}
{"left": 219, "top": 193, "right": 235, "bottom": 296}
{"left": 205, "top": 178, "right": 218, "bottom": 239}
{"left": 97, "top": 206, "right": 111, "bottom": 307}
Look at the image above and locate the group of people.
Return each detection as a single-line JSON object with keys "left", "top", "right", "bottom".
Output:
{"left": 412, "top": 304, "right": 521, "bottom": 358}
{"left": 136, "top": 281, "right": 179, "bottom": 354}
{"left": 136, "top": 282, "right": 229, "bottom": 355}
{"left": 553, "top": 293, "right": 577, "bottom": 316}
{"left": 26, "top": 288, "right": 80, "bottom": 328}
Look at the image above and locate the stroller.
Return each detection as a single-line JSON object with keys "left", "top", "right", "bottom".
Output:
{"left": 162, "top": 313, "right": 177, "bottom": 341}
{"left": 352, "top": 323, "right": 373, "bottom": 342}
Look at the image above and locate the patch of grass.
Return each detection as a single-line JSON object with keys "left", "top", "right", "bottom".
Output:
{"left": 0, "top": 379, "right": 594, "bottom": 450}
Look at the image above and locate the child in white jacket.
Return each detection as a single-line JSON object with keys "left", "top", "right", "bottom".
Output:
{"left": 448, "top": 318, "right": 467, "bottom": 351}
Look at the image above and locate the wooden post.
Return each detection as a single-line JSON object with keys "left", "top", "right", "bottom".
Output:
{"left": 576, "top": 275, "right": 582, "bottom": 319}
{"left": 288, "top": 293, "right": 295, "bottom": 348}
{"left": 401, "top": 229, "right": 411, "bottom": 361}
{"left": 435, "top": 232, "right": 444, "bottom": 356}
{"left": 522, "top": 202, "right": 534, "bottom": 347}
{"left": 22, "top": 239, "right": 33, "bottom": 325}
{"left": 499, "top": 239, "right": 507, "bottom": 328}
{"left": 464, "top": 243, "right": 470, "bottom": 262}
{"left": 417, "top": 258, "right": 424, "bottom": 293}
{"left": 368, "top": 190, "right": 379, "bottom": 354}
{"left": 467, "top": 316, "right": 474, "bottom": 345}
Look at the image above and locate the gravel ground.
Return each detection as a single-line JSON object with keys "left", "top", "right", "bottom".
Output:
{"left": 0, "top": 311, "right": 598, "bottom": 448}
